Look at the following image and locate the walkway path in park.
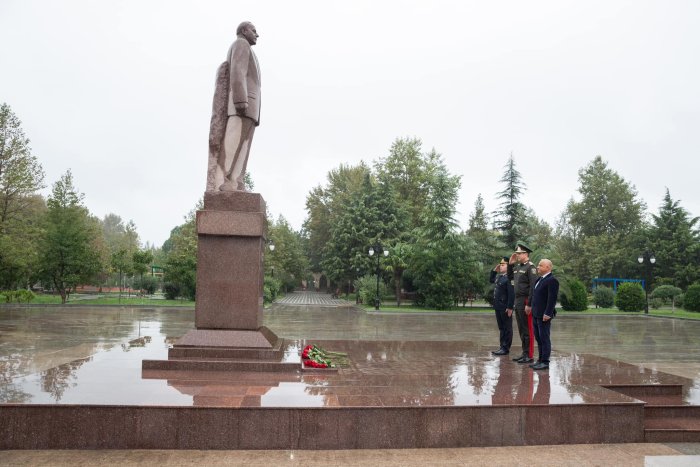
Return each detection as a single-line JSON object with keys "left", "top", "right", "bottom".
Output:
{"left": 274, "top": 290, "right": 351, "bottom": 306}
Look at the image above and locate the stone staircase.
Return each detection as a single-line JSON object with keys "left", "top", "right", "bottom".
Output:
{"left": 604, "top": 384, "right": 700, "bottom": 442}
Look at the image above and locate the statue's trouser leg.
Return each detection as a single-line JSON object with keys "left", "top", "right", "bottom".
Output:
{"left": 221, "top": 116, "right": 256, "bottom": 190}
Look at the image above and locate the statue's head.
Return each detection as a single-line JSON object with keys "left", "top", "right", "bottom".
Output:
{"left": 237, "top": 21, "right": 258, "bottom": 46}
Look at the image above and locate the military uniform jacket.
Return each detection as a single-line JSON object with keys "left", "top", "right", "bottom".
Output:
{"left": 507, "top": 261, "right": 538, "bottom": 303}
{"left": 490, "top": 271, "right": 515, "bottom": 312}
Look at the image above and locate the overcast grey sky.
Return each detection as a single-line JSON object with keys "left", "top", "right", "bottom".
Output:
{"left": 2, "top": 0, "right": 699, "bottom": 247}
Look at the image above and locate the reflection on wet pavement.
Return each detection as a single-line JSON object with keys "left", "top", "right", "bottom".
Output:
{"left": 1, "top": 304, "right": 700, "bottom": 407}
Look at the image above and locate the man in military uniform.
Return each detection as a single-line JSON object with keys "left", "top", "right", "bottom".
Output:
{"left": 508, "top": 243, "right": 537, "bottom": 364}
{"left": 489, "top": 257, "right": 514, "bottom": 356}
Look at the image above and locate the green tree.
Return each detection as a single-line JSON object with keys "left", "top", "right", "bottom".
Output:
{"left": 568, "top": 156, "right": 645, "bottom": 237}
{"left": 321, "top": 173, "right": 406, "bottom": 290}
{"left": 384, "top": 241, "right": 410, "bottom": 306}
{"left": 162, "top": 203, "right": 200, "bottom": 300}
{"left": 0, "top": 103, "right": 45, "bottom": 230}
{"left": 493, "top": 154, "right": 528, "bottom": 248}
{"left": 651, "top": 284, "right": 683, "bottom": 311}
{"left": 0, "top": 195, "right": 45, "bottom": 289}
{"left": 110, "top": 249, "right": 131, "bottom": 295}
{"left": 557, "top": 156, "right": 647, "bottom": 285}
{"left": 649, "top": 189, "right": 700, "bottom": 289}
{"left": 409, "top": 164, "right": 476, "bottom": 309}
{"left": 132, "top": 249, "right": 154, "bottom": 294}
{"left": 303, "top": 163, "right": 371, "bottom": 274}
{"left": 521, "top": 208, "right": 554, "bottom": 253}
{"left": 39, "top": 171, "right": 102, "bottom": 303}
{"left": 101, "top": 214, "right": 142, "bottom": 292}
{"left": 374, "top": 137, "right": 445, "bottom": 229}
{"left": 267, "top": 215, "right": 309, "bottom": 292}
{"left": 0, "top": 104, "right": 46, "bottom": 289}
{"left": 102, "top": 213, "right": 127, "bottom": 252}
{"left": 468, "top": 193, "right": 489, "bottom": 233}
{"left": 468, "top": 194, "right": 499, "bottom": 255}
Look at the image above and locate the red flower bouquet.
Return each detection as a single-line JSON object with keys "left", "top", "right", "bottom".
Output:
{"left": 301, "top": 344, "right": 348, "bottom": 369}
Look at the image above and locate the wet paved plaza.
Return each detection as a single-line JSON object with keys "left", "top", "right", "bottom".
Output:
{"left": 1, "top": 296, "right": 700, "bottom": 408}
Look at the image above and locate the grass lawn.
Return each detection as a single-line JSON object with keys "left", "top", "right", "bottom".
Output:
{"left": 71, "top": 297, "right": 195, "bottom": 306}
{"left": 7, "top": 294, "right": 700, "bottom": 319}
{"left": 360, "top": 303, "right": 700, "bottom": 319}
{"left": 361, "top": 304, "right": 493, "bottom": 313}
{"left": 5, "top": 294, "right": 195, "bottom": 307}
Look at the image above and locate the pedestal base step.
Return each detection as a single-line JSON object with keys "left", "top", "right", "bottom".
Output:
{"left": 175, "top": 327, "right": 279, "bottom": 349}
{"left": 142, "top": 358, "right": 300, "bottom": 373}
{"left": 142, "top": 327, "right": 298, "bottom": 373}
{"left": 169, "top": 347, "right": 284, "bottom": 360}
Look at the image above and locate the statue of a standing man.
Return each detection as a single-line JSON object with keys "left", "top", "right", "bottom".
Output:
{"left": 207, "top": 21, "right": 260, "bottom": 192}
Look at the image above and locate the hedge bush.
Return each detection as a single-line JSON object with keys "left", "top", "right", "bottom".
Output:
{"left": 163, "top": 283, "right": 180, "bottom": 300}
{"left": 593, "top": 286, "right": 614, "bottom": 308}
{"left": 560, "top": 279, "right": 588, "bottom": 311}
{"left": 684, "top": 284, "right": 700, "bottom": 312}
{"left": 1, "top": 290, "right": 36, "bottom": 303}
{"left": 354, "top": 274, "right": 387, "bottom": 306}
{"left": 263, "top": 276, "right": 282, "bottom": 304}
{"left": 615, "top": 282, "right": 645, "bottom": 312}
{"left": 652, "top": 285, "right": 683, "bottom": 308}
{"left": 676, "top": 293, "right": 685, "bottom": 308}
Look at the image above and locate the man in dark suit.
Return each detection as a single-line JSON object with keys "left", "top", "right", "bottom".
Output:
{"left": 489, "top": 257, "right": 514, "bottom": 355}
{"left": 529, "top": 259, "right": 559, "bottom": 370}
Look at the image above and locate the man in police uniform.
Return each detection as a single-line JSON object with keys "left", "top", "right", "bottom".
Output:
{"left": 489, "top": 257, "right": 514, "bottom": 355}
{"left": 508, "top": 243, "right": 537, "bottom": 364}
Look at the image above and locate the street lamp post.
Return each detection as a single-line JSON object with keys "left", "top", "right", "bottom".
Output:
{"left": 268, "top": 240, "right": 275, "bottom": 277}
{"left": 368, "top": 245, "right": 389, "bottom": 310}
{"left": 637, "top": 251, "right": 656, "bottom": 314}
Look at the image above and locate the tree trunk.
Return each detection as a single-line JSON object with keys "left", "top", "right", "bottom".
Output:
{"left": 395, "top": 270, "right": 403, "bottom": 307}
{"left": 54, "top": 277, "right": 67, "bottom": 304}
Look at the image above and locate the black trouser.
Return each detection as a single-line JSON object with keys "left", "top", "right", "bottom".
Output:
{"left": 533, "top": 317, "right": 552, "bottom": 363}
{"left": 514, "top": 295, "right": 533, "bottom": 357}
{"left": 494, "top": 308, "right": 512, "bottom": 351}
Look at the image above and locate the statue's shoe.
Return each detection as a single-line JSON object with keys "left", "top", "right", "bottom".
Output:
{"left": 219, "top": 180, "right": 238, "bottom": 192}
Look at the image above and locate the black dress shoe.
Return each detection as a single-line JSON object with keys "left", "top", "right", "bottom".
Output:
{"left": 492, "top": 349, "right": 509, "bottom": 356}
{"left": 532, "top": 362, "right": 549, "bottom": 370}
{"left": 528, "top": 360, "right": 541, "bottom": 368}
{"left": 513, "top": 355, "right": 526, "bottom": 362}
{"left": 518, "top": 357, "right": 534, "bottom": 364}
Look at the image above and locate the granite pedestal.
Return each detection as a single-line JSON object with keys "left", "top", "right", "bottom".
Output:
{"left": 143, "top": 191, "right": 293, "bottom": 371}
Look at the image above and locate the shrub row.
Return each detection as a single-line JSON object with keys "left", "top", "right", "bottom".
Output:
{"left": 1, "top": 289, "right": 36, "bottom": 303}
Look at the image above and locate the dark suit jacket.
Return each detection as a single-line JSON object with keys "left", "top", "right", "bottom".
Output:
{"left": 531, "top": 273, "right": 559, "bottom": 319}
